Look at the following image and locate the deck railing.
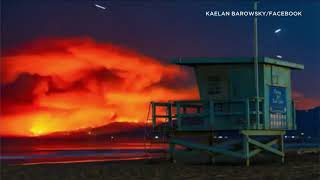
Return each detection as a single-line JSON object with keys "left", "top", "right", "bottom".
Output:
{"left": 150, "top": 97, "right": 264, "bottom": 131}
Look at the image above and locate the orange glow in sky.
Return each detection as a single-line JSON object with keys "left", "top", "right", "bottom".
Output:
{"left": 0, "top": 37, "right": 198, "bottom": 136}
{"left": 1, "top": 37, "right": 318, "bottom": 137}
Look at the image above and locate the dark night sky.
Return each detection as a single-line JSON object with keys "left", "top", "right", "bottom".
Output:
{"left": 1, "top": 0, "right": 319, "bottom": 100}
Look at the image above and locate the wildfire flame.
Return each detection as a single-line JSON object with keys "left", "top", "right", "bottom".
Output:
{"left": 2, "top": 37, "right": 317, "bottom": 136}
{"left": 0, "top": 37, "right": 198, "bottom": 136}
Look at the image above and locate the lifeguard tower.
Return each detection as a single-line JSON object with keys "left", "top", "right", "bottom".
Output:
{"left": 147, "top": 57, "right": 303, "bottom": 166}
{"left": 146, "top": 2, "right": 304, "bottom": 165}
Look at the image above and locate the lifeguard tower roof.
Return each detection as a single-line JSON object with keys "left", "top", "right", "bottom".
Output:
{"left": 172, "top": 57, "right": 304, "bottom": 70}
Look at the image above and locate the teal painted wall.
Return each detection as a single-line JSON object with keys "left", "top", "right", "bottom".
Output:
{"left": 189, "top": 63, "right": 294, "bottom": 131}
{"left": 263, "top": 64, "right": 293, "bottom": 130}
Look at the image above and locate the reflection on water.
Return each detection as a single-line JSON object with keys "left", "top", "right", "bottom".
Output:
{"left": 3, "top": 137, "right": 317, "bottom": 165}
{"left": 0, "top": 138, "right": 167, "bottom": 165}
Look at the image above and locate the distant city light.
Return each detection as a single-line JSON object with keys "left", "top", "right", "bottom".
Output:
{"left": 300, "top": 132, "right": 304, "bottom": 135}
{"left": 218, "top": 136, "right": 223, "bottom": 139}
{"left": 155, "top": 135, "right": 159, "bottom": 139}
{"left": 284, "top": 136, "right": 288, "bottom": 138}
{"left": 224, "top": 136, "right": 228, "bottom": 139}
{"left": 274, "top": 28, "right": 282, "bottom": 34}
{"left": 111, "top": 136, "right": 114, "bottom": 139}
{"left": 276, "top": 55, "right": 282, "bottom": 59}
{"left": 95, "top": 4, "right": 106, "bottom": 10}
{"left": 291, "top": 136, "right": 295, "bottom": 139}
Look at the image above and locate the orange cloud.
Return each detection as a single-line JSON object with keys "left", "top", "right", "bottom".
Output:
{"left": 0, "top": 37, "right": 198, "bottom": 136}
{"left": 292, "top": 91, "right": 320, "bottom": 110}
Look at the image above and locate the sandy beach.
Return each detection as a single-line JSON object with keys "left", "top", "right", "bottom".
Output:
{"left": 2, "top": 152, "right": 319, "bottom": 180}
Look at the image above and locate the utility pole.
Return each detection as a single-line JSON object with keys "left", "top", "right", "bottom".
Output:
{"left": 253, "top": 1, "right": 260, "bottom": 128}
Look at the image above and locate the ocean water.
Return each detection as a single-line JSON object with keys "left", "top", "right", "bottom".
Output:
{"left": 0, "top": 138, "right": 167, "bottom": 165}
{"left": 1, "top": 137, "right": 319, "bottom": 165}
